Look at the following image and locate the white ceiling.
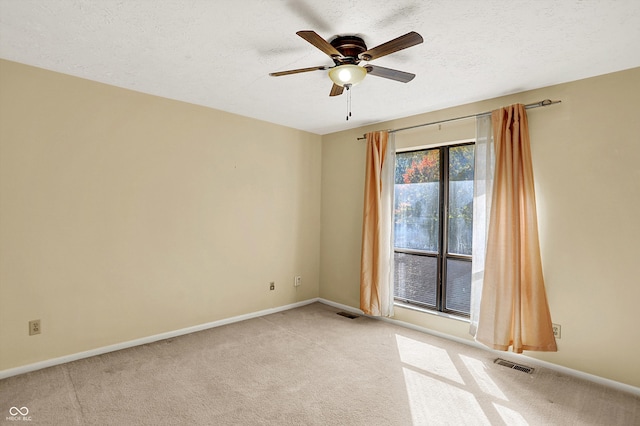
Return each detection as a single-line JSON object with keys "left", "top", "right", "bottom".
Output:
{"left": 1, "top": 1, "right": 639, "bottom": 135}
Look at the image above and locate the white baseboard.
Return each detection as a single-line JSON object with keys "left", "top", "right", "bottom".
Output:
{"left": 4, "top": 296, "right": 639, "bottom": 397}
{"left": 0, "top": 298, "right": 320, "bottom": 380}
{"left": 316, "top": 298, "right": 640, "bottom": 397}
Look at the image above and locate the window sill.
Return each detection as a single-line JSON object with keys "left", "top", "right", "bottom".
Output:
{"left": 393, "top": 301, "right": 471, "bottom": 323}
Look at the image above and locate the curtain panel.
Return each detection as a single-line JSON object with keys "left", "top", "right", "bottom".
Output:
{"left": 474, "top": 104, "right": 557, "bottom": 353}
{"left": 470, "top": 114, "right": 494, "bottom": 335}
{"left": 360, "top": 131, "right": 395, "bottom": 317}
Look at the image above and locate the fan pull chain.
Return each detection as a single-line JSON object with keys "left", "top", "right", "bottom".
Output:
{"left": 345, "top": 84, "right": 352, "bottom": 121}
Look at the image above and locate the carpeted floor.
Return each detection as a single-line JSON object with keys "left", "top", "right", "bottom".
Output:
{"left": 1, "top": 302, "right": 638, "bottom": 425}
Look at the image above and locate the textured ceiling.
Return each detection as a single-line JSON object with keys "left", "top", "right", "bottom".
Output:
{"left": 1, "top": 0, "right": 639, "bottom": 135}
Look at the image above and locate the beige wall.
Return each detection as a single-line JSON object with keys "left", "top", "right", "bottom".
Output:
{"left": 320, "top": 67, "right": 640, "bottom": 388}
{"left": 2, "top": 58, "right": 639, "bottom": 389}
{"left": 0, "top": 60, "right": 322, "bottom": 370}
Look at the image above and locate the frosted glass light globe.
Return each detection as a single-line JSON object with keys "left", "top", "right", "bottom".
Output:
{"left": 328, "top": 65, "right": 367, "bottom": 87}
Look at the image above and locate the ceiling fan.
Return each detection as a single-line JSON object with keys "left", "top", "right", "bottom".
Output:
{"left": 269, "top": 30, "right": 423, "bottom": 96}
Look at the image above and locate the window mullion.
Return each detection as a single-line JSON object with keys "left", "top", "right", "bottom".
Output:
{"left": 437, "top": 147, "right": 449, "bottom": 312}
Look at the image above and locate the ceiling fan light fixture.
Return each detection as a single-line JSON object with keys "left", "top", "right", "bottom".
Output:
{"left": 329, "top": 64, "right": 367, "bottom": 87}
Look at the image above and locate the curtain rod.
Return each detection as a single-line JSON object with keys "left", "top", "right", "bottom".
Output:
{"left": 356, "top": 99, "right": 561, "bottom": 140}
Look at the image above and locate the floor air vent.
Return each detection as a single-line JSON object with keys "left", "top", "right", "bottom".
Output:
{"left": 336, "top": 311, "right": 359, "bottom": 319}
{"left": 494, "top": 358, "right": 534, "bottom": 374}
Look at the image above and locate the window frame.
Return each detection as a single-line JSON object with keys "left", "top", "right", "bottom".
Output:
{"left": 393, "top": 140, "right": 475, "bottom": 318}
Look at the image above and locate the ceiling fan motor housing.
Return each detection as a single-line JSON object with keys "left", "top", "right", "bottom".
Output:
{"left": 330, "top": 35, "right": 368, "bottom": 64}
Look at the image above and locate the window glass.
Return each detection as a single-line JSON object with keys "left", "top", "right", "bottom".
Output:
{"left": 394, "top": 150, "right": 440, "bottom": 252}
{"left": 448, "top": 145, "right": 475, "bottom": 255}
{"left": 394, "top": 253, "right": 437, "bottom": 307}
{"left": 445, "top": 258, "right": 472, "bottom": 313}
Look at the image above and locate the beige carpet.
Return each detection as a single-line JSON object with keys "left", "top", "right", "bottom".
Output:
{"left": 1, "top": 302, "right": 638, "bottom": 425}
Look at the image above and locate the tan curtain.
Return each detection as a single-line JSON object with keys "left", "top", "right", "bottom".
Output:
{"left": 475, "top": 104, "right": 557, "bottom": 353}
{"left": 360, "top": 131, "right": 394, "bottom": 316}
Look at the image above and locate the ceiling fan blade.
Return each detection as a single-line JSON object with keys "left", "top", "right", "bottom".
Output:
{"left": 365, "top": 65, "right": 416, "bottom": 83}
{"left": 359, "top": 31, "right": 423, "bottom": 61}
{"left": 269, "top": 65, "right": 329, "bottom": 77}
{"left": 329, "top": 83, "right": 344, "bottom": 97}
{"left": 296, "top": 30, "right": 342, "bottom": 58}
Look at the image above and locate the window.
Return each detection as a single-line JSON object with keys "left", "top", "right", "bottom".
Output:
{"left": 393, "top": 143, "right": 474, "bottom": 316}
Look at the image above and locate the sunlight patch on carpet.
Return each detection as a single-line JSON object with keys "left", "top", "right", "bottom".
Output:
{"left": 460, "top": 354, "right": 508, "bottom": 401}
{"left": 402, "top": 367, "right": 490, "bottom": 425}
{"left": 493, "top": 402, "right": 529, "bottom": 425}
{"left": 395, "top": 334, "right": 464, "bottom": 385}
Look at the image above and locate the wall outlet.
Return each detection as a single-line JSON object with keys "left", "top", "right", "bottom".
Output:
{"left": 294, "top": 276, "right": 302, "bottom": 287}
{"left": 269, "top": 281, "right": 275, "bottom": 291}
{"left": 552, "top": 323, "right": 561, "bottom": 339}
{"left": 29, "top": 319, "right": 41, "bottom": 336}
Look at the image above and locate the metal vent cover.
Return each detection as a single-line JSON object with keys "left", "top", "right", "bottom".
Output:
{"left": 494, "top": 358, "right": 534, "bottom": 374}
{"left": 336, "top": 311, "right": 359, "bottom": 319}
